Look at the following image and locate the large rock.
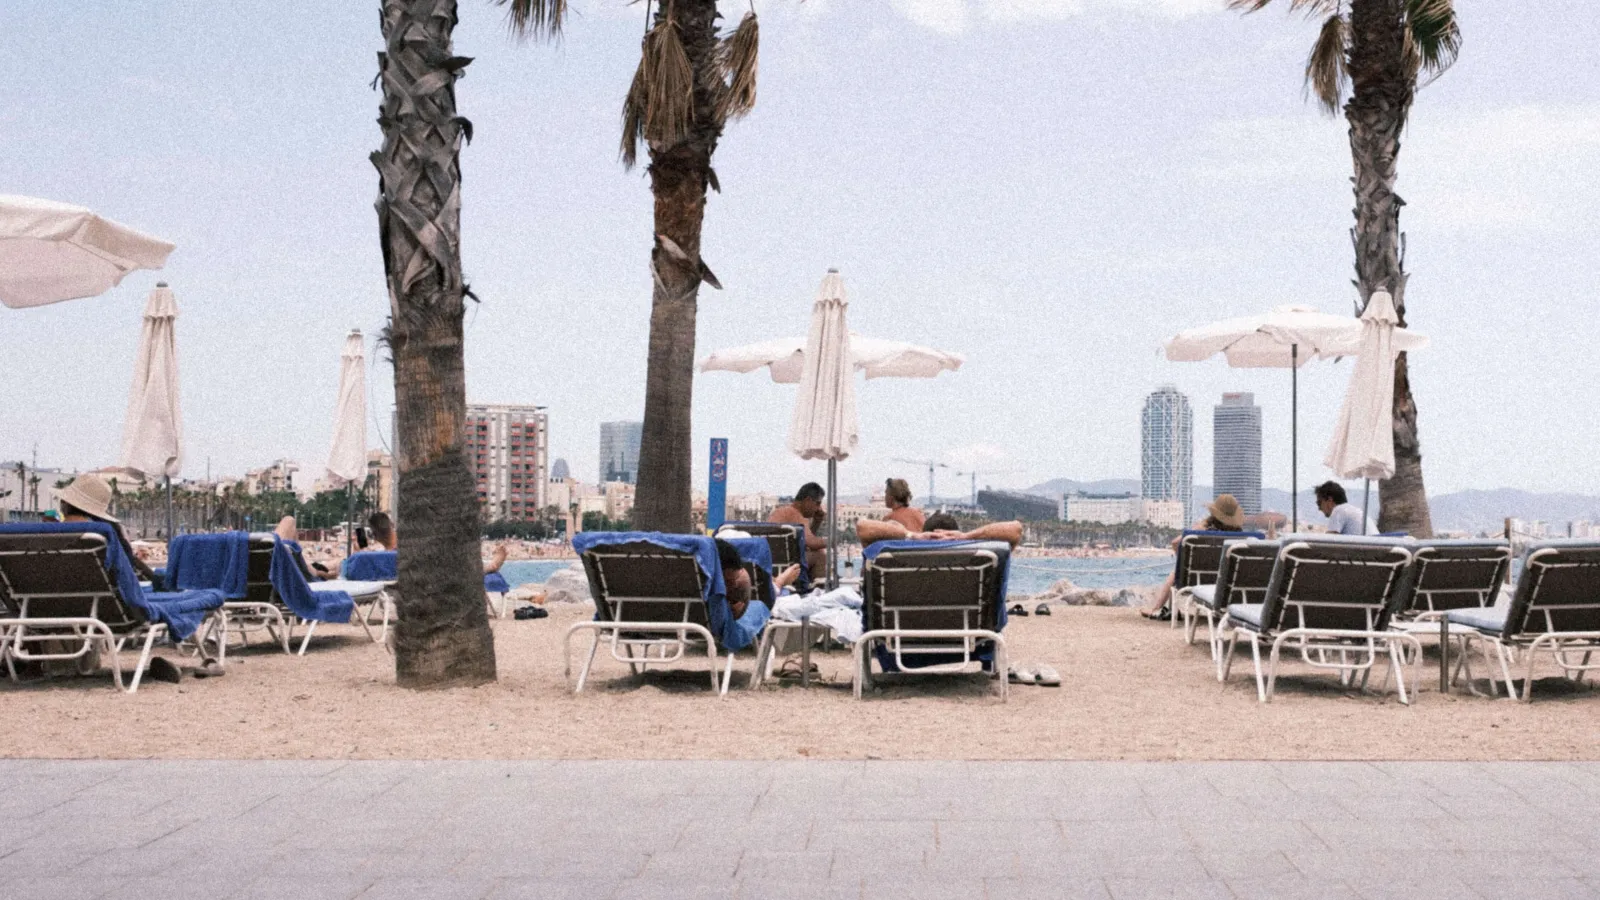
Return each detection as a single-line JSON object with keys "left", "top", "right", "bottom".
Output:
{"left": 1030, "top": 578, "right": 1158, "bottom": 608}
{"left": 541, "top": 563, "right": 592, "bottom": 605}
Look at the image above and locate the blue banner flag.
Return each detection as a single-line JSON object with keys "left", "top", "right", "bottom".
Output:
{"left": 707, "top": 438, "right": 729, "bottom": 533}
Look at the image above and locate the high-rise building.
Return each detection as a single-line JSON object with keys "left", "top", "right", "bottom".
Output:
{"left": 599, "top": 421, "right": 643, "bottom": 484}
{"left": 1213, "top": 392, "right": 1262, "bottom": 514}
{"left": 1141, "top": 385, "right": 1194, "bottom": 525}
{"left": 464, "top": 403, "right": 549, "bottom": 521}
{"left": 550, "top": 458, "right": 570, "bottom": 481}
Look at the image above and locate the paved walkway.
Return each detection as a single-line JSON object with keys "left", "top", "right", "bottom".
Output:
{"left": 1, "top": 760, "right": 1598, "bottom": 899}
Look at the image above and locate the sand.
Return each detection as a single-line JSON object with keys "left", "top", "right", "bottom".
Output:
{"left": 5, "top": 605, "right": 1597, "bottom": 761}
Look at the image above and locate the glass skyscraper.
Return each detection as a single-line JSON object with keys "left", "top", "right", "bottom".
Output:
{"left": 1141, "top": 385, "right": 1194, "bottom": 526}
{"left": 1213, "top": 392, "right": 1262, "bottom": 514}
{"left": 599, "top": 421, "right": 643, "bottom": 484}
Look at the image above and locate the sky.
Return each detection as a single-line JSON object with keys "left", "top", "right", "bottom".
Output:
{"left": 2, "top": 0, "right": 1597, "bottom": 504}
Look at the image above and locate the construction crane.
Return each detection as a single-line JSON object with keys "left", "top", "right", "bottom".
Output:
{"left": 951, "top": 467, "right": 1025, "bottom": 511}
{"left": 890, "top": 458, "right": 951, "bottom": 508}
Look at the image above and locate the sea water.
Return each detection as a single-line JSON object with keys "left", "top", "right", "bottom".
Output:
{"left": 501, "top": 554, "right": 1173, "bottom": 598}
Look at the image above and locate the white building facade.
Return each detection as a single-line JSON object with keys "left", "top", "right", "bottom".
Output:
{"left": 1142, "top": 385, "right": 1194, "bottom": 526}
{"left": 465, "top": 403, "right": 549, "bottom": 521}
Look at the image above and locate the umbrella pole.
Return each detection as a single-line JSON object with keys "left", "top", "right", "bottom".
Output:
{"left": 1363, "top": 479, "right": 1371, "bottom": 535}
{"left": 165, "top": 476, "right": 174, "bottom": 539}
{"left": 1291, "top": 343, "right": 1298, "bottom": 533}
{"left": 827, "top": 458, "right": 838, "bottom": 590}
{"left": 346, "top": 483, "right": 356, "bottom": 556}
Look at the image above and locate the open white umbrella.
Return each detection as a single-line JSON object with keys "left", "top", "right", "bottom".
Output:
{"left": 1164, "top": 304, "right": 1427, "bottom": 531}
{"left": 325, "top": 330, "right": 368, "bottom": 552}
{"left": 0, "top": 195, "right": 174, "bottom": 309}
{"left": 700, "top": 270, "right": 963, "bottom": 586}
{"left": 119, "top": 283, "right": 184, "bottom": 537}
{"left": 1323, "top": 291, "right": 1428, "bottom": 531}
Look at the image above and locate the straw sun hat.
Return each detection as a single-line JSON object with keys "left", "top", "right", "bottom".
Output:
{"left": 1207, "top": 494, "right": 1245, "bottom": 530}
{"left": 57, "top": 474, "right": 118, "bottom": 523}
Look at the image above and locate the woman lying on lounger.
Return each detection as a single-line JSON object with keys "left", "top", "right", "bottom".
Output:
{"left": 855, "top": 514, "right": 1024, "bottom": 549}
{"left": 1140, "top": 493, "right": 1246, "bottom": 620}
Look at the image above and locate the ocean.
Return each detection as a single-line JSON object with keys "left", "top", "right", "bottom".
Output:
{"left": 501, "top": 554, "right": 1173, "bottom": 598}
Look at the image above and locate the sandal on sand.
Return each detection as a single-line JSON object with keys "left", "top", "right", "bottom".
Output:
{"left": 1140, "top": 607, "right": 1171, "bottom": 621}
{"left": 147, "top": 657, "right": 182, "bottom": 684}
{"left": 1008, "top": 604, "right": 1029, "bottom": 617}
{"left": 1008, "top": 664, "right": 1037, "bottom": 685}
{"left": 192, "top": 659, "right": 226, "bottom": 679}
{"left": 1034, "top": 603, "right": 1052, "bottom": 616}
{"left": 776, "top": 657, "right": 820, "bottom": 680}
{"left": 1034, "top": 665, "right": 1061, "bottom": 687}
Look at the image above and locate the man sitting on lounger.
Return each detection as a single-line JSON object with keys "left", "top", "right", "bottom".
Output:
{"left": 768, "top": 482, "right": 829, "bottom": 577}
{"left": 855, "top": 513, "right": 1024, "bottom": 548}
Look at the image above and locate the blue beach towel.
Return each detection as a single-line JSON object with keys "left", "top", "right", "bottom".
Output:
{"left": 345, "top": 548, "right": 516, "bottom": 594}
{"left": 272, "top": 539, "right": 355, "bottom": 623}
{"left": 572, "top": 531, "right": 770, "bottom": 651}
{"left": 484, "top": 572, "right": 511, "bottom": 594}
{"left": 167, "top": 532, "right": 252, "bottom": 598}
{"left": 0, "top": 523, "right": 223, "bottom": 641}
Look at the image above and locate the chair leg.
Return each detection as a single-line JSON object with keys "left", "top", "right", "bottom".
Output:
{"left": 124, "top": 628, "right": 162, "bottom": 694}
{"left": 718, "top": 650, "right": 735, "bottom": 698}
{"left": 297, "top": 621, "right": 317, "bottom": 657}
{"left": 1389, "top": 641, "right": 1410, "bottom": 706}
{"left": 995, "top": 637, "right": 1009, "bottom": 702}
{"left": 1219, "top": 628, "right": 1241, "bottom": 683}
{"left": 852, "top": 641, "right": 867, "bottom": 700}
{"left": 1250, "top": 636, "right": 1268, "bottom": 703}
{"left": 574, "top": 632, "right": 601, "bottom": 694}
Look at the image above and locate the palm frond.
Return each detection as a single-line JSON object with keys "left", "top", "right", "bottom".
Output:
{"left": 495, "top": 0, "right": 567, "bottom": 39}
{"left": 618, "top": 16, "right": 696, "bottom": 168}
{"left": 1304, "top": 12, "right": 1348, "bottom": 115}
{"left": 716, "top": 12, "right": 759, "bottom": 123}
{"left": 1405, "top": 0, "right": 1461, "bottom": 83}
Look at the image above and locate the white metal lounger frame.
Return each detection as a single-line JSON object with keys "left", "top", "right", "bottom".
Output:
{"left": 0, "top": 533, "right": 212, "bottom": 693}
{"left": 1186, "top": 541, "right": 1278, "bottom": 661}
{"left": 566, "top": 547, "right": 737, "bottom": 697}
{"left": 218, "top": 539, "right": 390, "bottom": 657}
{"left": 1448, "top": 546, "right": 1600, "bottom": 702}
{"left": 1218, "top": 541, "right": 1420, "bottom": 704}
{"left": 1398, "top": 543, "right": 1512, "bottom": 621}
{"left": 854, "top": 547, "right": 1008, "bottom": 701}
{"left": 1171, "top": 534, "right": 1229, "bottom": 631}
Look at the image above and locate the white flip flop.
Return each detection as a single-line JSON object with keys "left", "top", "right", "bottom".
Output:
{"left": 1034, "top": 664, "right": 1061, "bottom": 687}
{"left": 1008, "top": 664, "right": 1037, "bottom": 685}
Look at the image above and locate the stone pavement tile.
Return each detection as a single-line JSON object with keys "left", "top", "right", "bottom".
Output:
{"left": 358, "top": 844, "right": 476, "bottom": 878}
{"left": 922, "top": 849, "right": 1020, "bottom": 880}
{"left": 23, "top": 815, "right": 192, "bottom": 852}
{"left": 641, "top": 848, "right": 742, "bottom": 880}
{"left": 440, "top": 848, "right": 547, "bottom": 880}
{"left": 732, "top": 850, "right": 831, "bottom": 882}
{"left": 1183, "top": 821, "right": 1323, "bottom": 854}
{"left": 1059, "top": 821, "right": 1187, "bottom": 854}
{"left": 806, "top": 819, "right": 936, "bottom": 852}
{"left": 860, "top": 874, "right": 985, "bottom": 900}
{"left": 1045, "top": 795, "right": 1157, "bottom": 823}
{"left": 826, "top": 849, "right": 926, "bottom": 883}
{"left": 1343, "top": 875, "right": 1489, "bottom": 900}
{"left": 733, "top": 878, "right": 863, "bottom": 899}
{"left": 1102, "top": 877, "right": 1232, "bottom": 899}
{"left": 1056, "top": 852, "right": 1211, "bottom": 881}
{"left": 1424, "top": 817, "right": 1590, "bottom": 853}
{"left": 612, "top": 878, "right": 738, "bottom": 900}
{"left": 357, "top": 875, "right": 501, "bottom": 899}
{"left": 1194, "top": 849, "right": 1299, "bottom": 880}
{"left": 541, "top": 851, "right": 651, "bottom": 881}
{"left": 1223, "top": 873, "right": 1362, "bottom": 900}
{"left": 0, "top": 845, "right": 92, "bottom": 878}
{"left": 263, "top": 847, "right": 374, "bottom": 878}
{"left": 981, "top": 876, "right": 1111, "bottom": 900}
{"left": 680, "top": 816, "right": 813, "bottom": 851}
{"left": 232, "top": 873, "right": 378, "bottom": 900}
{"left": 114, "top": 873, "right": 255, "bottom": 900}
{"left": 1465, "top": 877, "right": 1600, "bottom": 900}
{"left": 937, "top": 819, "right": 1064, "bottom": 853}
{"left": 0, "top": 874, "right": 127, "bottom": 900}
{"left": 486, "top": 878, "right": 623, "bottom": 900}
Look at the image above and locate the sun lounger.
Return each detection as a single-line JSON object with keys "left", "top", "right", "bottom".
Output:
{"left": 0, "top": 524, "right": 224, "bottom": 692}
{"left": 1170, "top": 529, "right": 1264, "bottom": 631}
{"left": 1445, "top": 540, "right": 1600, "bottom": 702}
{"left": 195, "top": 534, "right": 365, "bottom": 656}
{"left": 1217, "top": 535, "right": 1420, "bottom": 703}
{"left": 855, "top": 539, "right": 1012, "bottom": 701}
{"left": 568, "top": 532, "right": 771, "bottom": 697}
{"left": 1186, "top": 539, "right": 1280, "bottom": 659}
{"left": 343, "top": 549, "right": 507, "bottom": 621}
{"left": 717, "top": 521, "right": 810, "bottom": 592}
{"left": 1380, "top": 539, "right": 1512, "bottom": 691}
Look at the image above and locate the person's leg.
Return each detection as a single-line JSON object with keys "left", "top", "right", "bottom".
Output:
{"left": 274, "top": 516, "right": 298, "bottom": 541}
{"left": 484, "top": 542, "right": 507, "bottom": 574}
{"left": 807, "top": 548, "right": 828, "bottom": 581}
{"left": 1142, "top": 572, "right": 1175, "bottom": 617}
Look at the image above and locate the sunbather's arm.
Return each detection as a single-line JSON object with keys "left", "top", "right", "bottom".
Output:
{"left": 959, "top": 521, "right": 1024, "bottom": 547}
{"left": 856, "top": 519, "right": 909, "bottom": 547}
{"left": 771, "top": 506, "right": 827, "bottom": 550}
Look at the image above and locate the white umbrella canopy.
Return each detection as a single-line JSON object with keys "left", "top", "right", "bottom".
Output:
{"left": 325, "top": 330, "right": 368, "bottom": 486}
{"left": 1324, "top": 291, "right": 1426, "bottom": 481}
{"left": 118, "top": 283, "right": 184, "bottom": 481}
{"left": 788, "top": 271, "right": 858, "bottom": 462}
{"left": 0, "top": 195, "right": 175, "bottom": 309}
{"left": 700, "top": 333, "right": 964, "bottom": 384}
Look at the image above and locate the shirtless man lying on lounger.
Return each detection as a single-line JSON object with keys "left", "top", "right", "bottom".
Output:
{"left": 855, "top": 514, "right": 1024, "bottom": 549}
{"left": 274, "top": 512, "right": 507, "bottom": 579}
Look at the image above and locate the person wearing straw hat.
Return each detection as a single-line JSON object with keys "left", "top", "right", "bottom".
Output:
{"left": 57, "top": 473, "right": 159, "bottom": 584}
{"left": 1141, "top": 494, "right": 1247, "bottom": 620}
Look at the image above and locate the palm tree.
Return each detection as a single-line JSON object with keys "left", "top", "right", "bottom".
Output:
{"left": 500, "top": 0, "right": 761, "bottom": 533}
{"left": 1232, "top": 0, "right": 1459, "bottom": 537}
{"left": 374, "top": 0, "right": 497, "bottom": 687}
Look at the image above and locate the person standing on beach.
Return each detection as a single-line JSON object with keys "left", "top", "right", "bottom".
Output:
{"left": 769, "top": 482, "right": 829, "bottom": 577}
{"left": 881, "top": 478, "right": 925, "bottom": 532}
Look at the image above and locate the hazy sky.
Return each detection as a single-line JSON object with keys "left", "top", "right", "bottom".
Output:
{"left": 3, "top": 1, "right": 1596, "bottom": 503}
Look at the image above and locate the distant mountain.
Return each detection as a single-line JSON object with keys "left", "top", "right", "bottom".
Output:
{"left": 1028, "top": 478, "right": 1600, "bottom": 535}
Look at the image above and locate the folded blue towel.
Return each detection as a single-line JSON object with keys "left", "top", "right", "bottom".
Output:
{"left": 167, "top": 532, "right": 252, "bottom": 599}
{"left": 272, "top": 539, "right": 354, "bottom": 623}
{"left": 484, "top": 572, "right": 511, "bottom": 594}
{"left": 0, "top": 523, "right": 223, "bottom": 640}
{"left": 342, "top": 550, "right": 398, "bottom": 581}
{"left": 572, "top": 531, "right": 768, "bottom": 652}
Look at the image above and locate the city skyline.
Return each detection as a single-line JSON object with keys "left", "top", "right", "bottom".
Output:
{"left": 1141, "top": 385, "right": 1194, "bottom": 526}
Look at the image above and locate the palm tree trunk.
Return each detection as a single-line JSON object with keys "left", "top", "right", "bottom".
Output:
{"left": 1346, "top": 0, "right": 1432, "bottom": 537}
{"left": 375, "top": 0, "right": 497, "bottom": 687}
{"left": 632, "top": 0, "right": 724, "bottom": 534}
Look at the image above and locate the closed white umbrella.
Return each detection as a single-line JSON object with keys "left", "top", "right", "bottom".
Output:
{"left": 1165, "top": 304, "right": 1426, "bottom": 531}
{"left": 702, "top": 270, "right": 963, "bottom": 587}
{"left": 0, "top": 195, "right": 174, "bottom": 309}
{"left": 1323, "top": 291, "right": 1428, "bottom": 531}
{"left": 119, "top": 283, "right": 184, "bottom": 537}
{"left": 325, "top": 330, "right": 368, "bottom": 553}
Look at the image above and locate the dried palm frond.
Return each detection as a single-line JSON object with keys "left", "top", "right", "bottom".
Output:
{"left": 1227, "top": 0, "right": 1339, "bottom": 15}
{"left": 1405, "top": 0, "right": 1461, "bottom": 84}
{"left": 619, "top": 16, "right": 696, "bottom": 167}
{"left": 1304, "top": 12, "right": 1348, "bottom": 115}
{"left": 621, "top": 61, "right": 648, "bottom": 168}
{"left": 716, "top": 12, "right": 759, "bottom": 123}
{"left": 495, "top": 0, "right": 568, "bottom": 39}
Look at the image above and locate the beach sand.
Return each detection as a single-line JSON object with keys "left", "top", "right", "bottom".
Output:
{"left": 5, "top": 605, "right": 1597, "bottom": 761}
